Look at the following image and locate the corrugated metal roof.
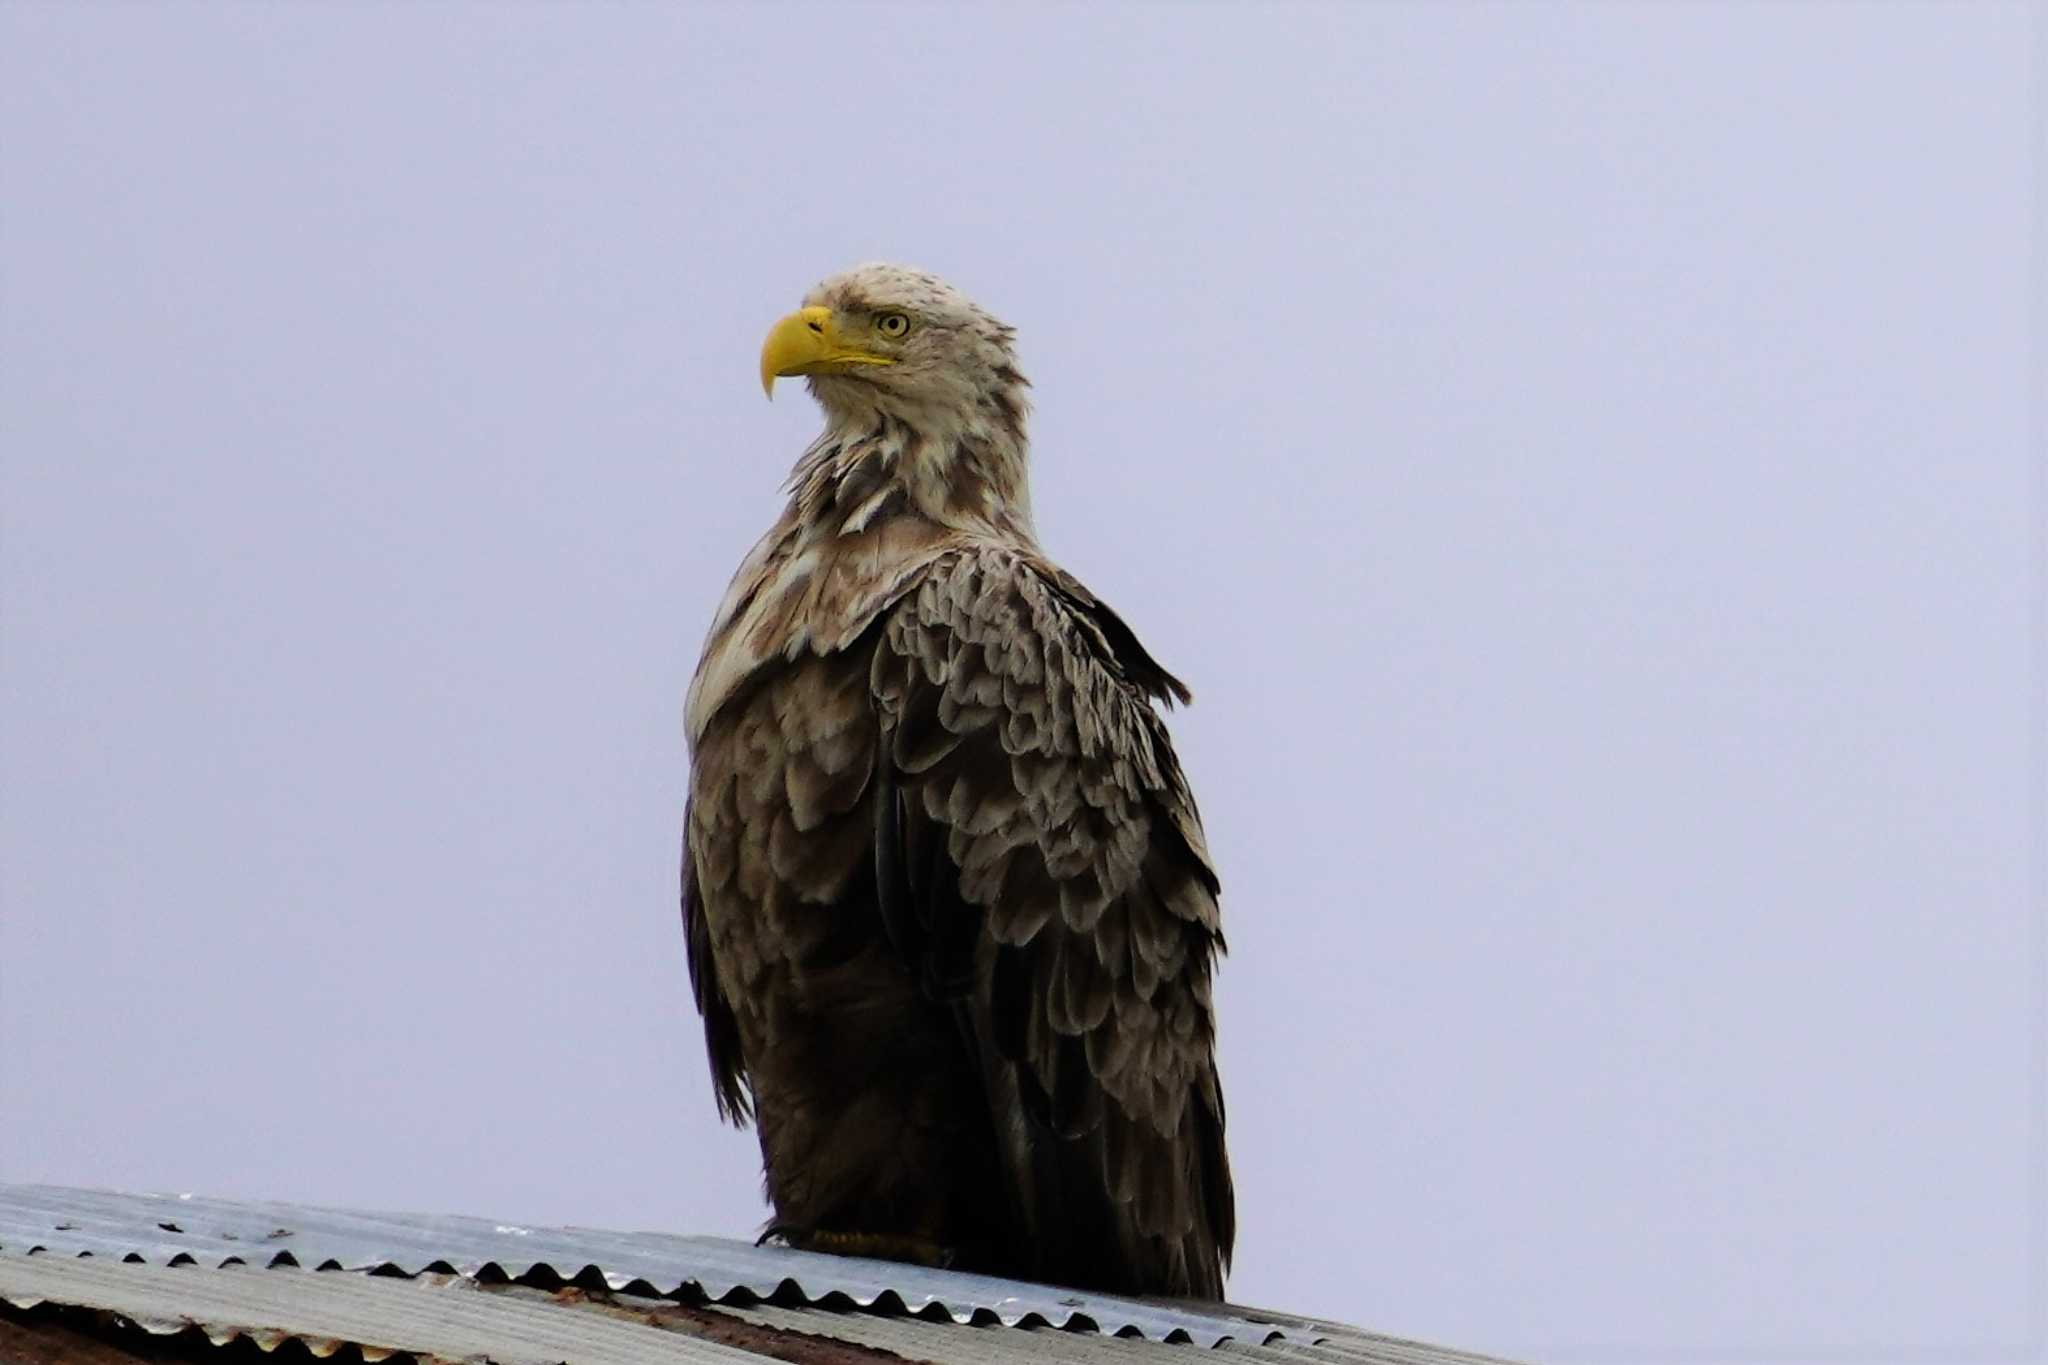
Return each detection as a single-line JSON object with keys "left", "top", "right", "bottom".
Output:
{"left": 0, "top": 1255, "right": 757, "bottom": 1365}
{"left": 0, "top": 1185, "right": 1526, "bottom": 1365}
{"left": 0, "top": 1185, "right": 1302, "bottom": 1347}
{"left": 0, "top": 1254, "right": 1522, "bottom": 1365}
{"left": 721, "top": 1299, "right": 1524, "bottom": 1365}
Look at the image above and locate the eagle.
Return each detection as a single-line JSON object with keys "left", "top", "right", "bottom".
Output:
{"left": 680, "top": 264, "right": 1234, "bottom": 1299}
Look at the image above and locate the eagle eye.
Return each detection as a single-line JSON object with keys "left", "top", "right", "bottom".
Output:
{"left": 875, "top": 312, "right": 911, "bottom": 339}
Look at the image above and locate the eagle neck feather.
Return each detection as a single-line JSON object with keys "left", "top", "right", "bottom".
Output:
{"left": 788, "top": 399, "right": 1036, "bottom": 545}
{"left": 687, "top": 383, "right": 1037, "bottom": 748}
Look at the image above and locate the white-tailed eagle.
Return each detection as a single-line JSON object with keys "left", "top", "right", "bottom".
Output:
{"left": 681, "top": 264, "right": 1233, "bottom": 1298}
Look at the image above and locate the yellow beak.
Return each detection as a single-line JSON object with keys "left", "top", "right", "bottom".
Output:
{"left": 758, "top": 306, "right": 896, "bottom": 397}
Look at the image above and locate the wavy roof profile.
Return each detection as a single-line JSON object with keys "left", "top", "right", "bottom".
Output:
{"left": 0, "top": 1184, "right": 1521, "bottom": 1365}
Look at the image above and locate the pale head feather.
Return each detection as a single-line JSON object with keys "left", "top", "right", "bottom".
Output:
{"left": 789, "top": 263, "right": 1035, "bottom": 540}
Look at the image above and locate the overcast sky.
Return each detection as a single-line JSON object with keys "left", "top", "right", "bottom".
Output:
{"left": 0, "top": 4, "right": 2038, "bottom": 1362}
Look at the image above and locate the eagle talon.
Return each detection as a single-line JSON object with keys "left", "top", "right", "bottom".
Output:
{"left": 792, "top": 1229, "right": 956, "bottom": 1269}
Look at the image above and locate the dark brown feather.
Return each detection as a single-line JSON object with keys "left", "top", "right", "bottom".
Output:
{"left": 681, "top": 819, "right": 750, "bottom": 1125}
{"left": 862, "top": 548, "right": 1233, "bottom": 1297}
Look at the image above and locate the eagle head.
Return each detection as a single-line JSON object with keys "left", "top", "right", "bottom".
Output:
{"left": 759, "top": 263, "right": 1029, "bottom": 440}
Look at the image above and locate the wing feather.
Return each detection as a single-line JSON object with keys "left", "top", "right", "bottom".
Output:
{"left": 681, "top": 806, "right": 751, "bottom": 1124}
{"left": 869, "top": 546, "right": 1233, "bottom": 1298}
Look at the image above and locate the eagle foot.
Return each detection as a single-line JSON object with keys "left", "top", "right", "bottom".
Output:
{"left": 776, "top": 1226, "right": 957, "bottom": 1269}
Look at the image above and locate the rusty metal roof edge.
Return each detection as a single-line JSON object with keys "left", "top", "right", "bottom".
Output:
{"left": 0, "top": 1185, "right": 1315, "bottom": 1349}
{"left": 0, "top": 1254, "right": 769, "bottom": 1365}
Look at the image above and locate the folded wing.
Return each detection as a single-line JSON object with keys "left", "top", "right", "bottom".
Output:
{"left": 870, "top": 547, "right": 1234, "bottom": 1298}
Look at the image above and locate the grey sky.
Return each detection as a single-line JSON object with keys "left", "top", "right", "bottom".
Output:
{"left": 0, "top": 3, "right": 2037, "bottom": 1361}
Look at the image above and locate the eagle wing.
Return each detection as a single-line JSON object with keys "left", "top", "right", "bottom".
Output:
{"left": 681, "top": 821, "right": 749, "bottom": 1124}
{"left": 870, "top": 546, "right": 1234, "bottom": 1298}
